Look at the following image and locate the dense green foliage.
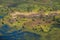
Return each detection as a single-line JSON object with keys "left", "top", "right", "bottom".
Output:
{"left": 0, "top": 0, "right": 60, "bottom": 16}
{"left": 0, "top": 0, "right": 60, "bottom": 12}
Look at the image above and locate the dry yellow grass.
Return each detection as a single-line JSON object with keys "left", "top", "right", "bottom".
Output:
{"left": 9, "top": 10, "right": 60, "bottom": 19}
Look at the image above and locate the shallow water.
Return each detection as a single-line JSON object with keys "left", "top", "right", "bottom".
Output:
{"left": 0, "top": 24, "right": 41, "bottom": 40}
{"left": 0, "top": 16, "right": 3, "bottom": 19}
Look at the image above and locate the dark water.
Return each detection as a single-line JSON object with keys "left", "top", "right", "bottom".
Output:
{"left": 0, "top": 24, "right": 41, "bottom": 40}
{"left": 0, "top": 16, "right": 3, "bottom": 19}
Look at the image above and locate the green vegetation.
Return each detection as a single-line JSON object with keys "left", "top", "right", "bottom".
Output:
{"left": 0, "top": 0, "right": 60, "bottom": 40}
{"left": 0, "top": 0, "right": 60, "bottom": 12}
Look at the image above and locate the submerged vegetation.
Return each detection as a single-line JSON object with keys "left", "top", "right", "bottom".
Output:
{"left": 0, "top": 0, "right": 60, "bottom": 40}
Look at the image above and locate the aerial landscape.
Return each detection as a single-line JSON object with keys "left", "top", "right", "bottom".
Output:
{"left": 0, "top": 0, "right": 60, "bottom": 40}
